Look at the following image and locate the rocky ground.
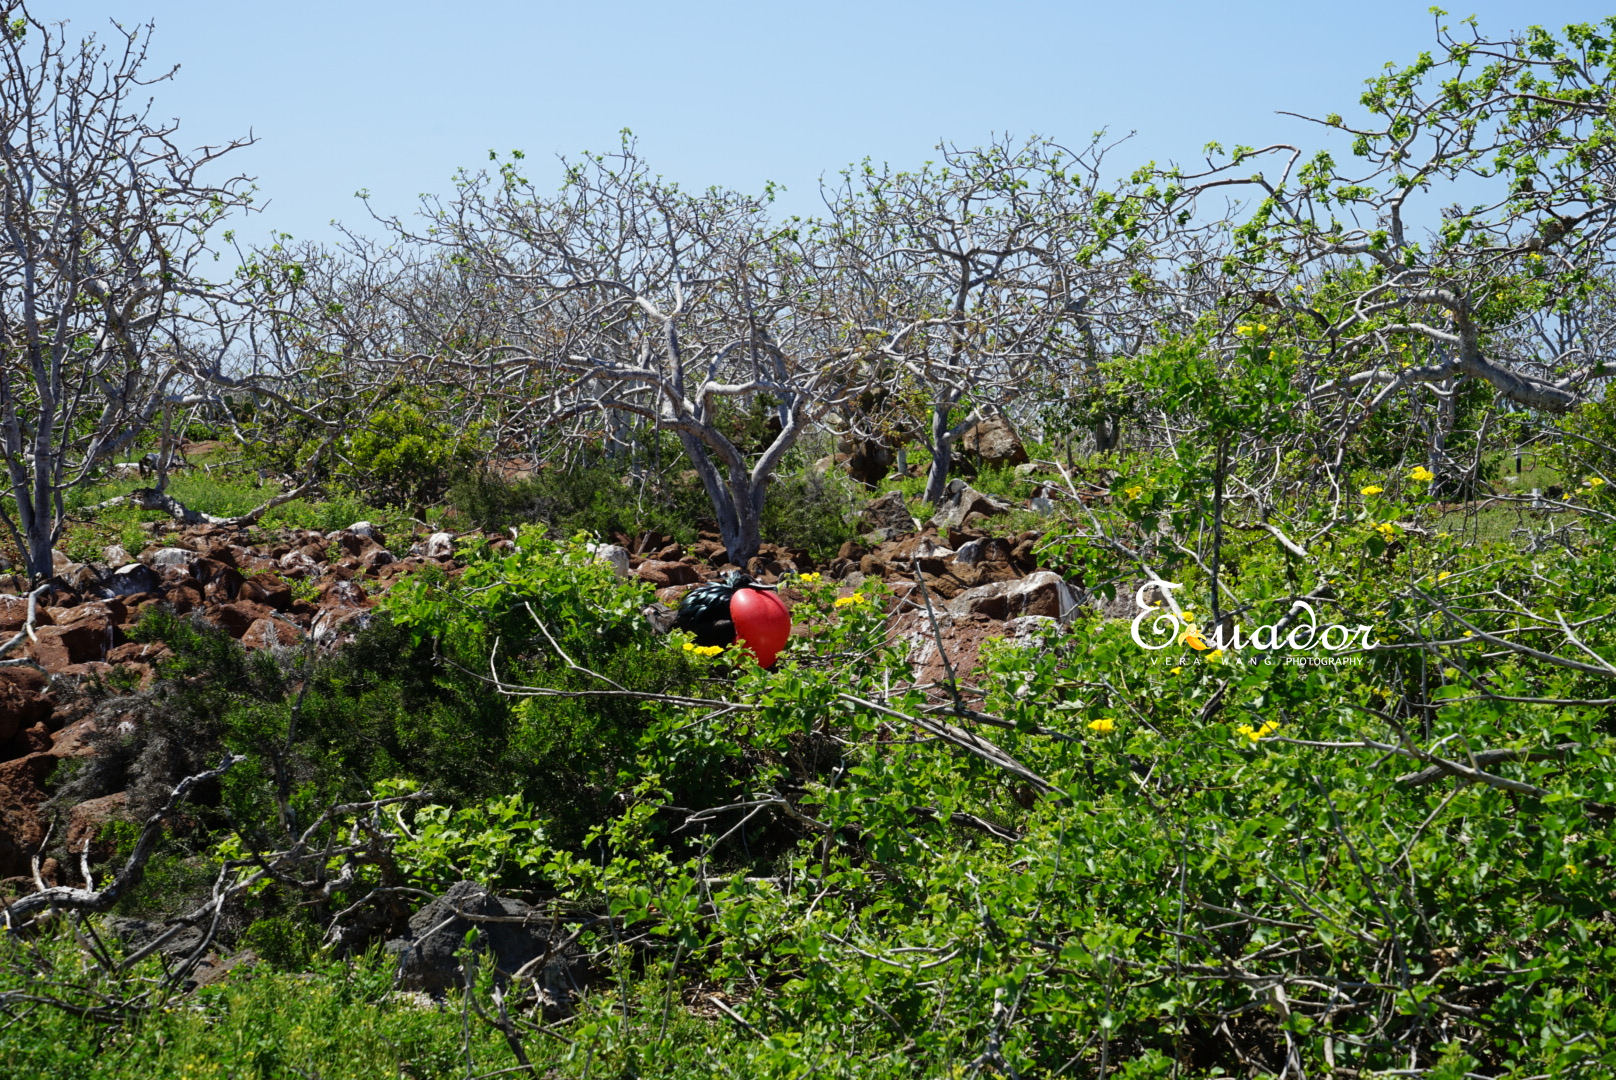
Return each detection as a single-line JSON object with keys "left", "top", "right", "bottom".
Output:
{"left": 0, "top": 476, "right": 1097, "bottom": 899}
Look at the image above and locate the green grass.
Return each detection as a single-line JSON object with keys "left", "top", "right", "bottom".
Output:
{"left": 0, "top": 933, "right": 504, "bottom": 1080}
{"left": 40, "top": 472, "right": 420, "bottom": 567}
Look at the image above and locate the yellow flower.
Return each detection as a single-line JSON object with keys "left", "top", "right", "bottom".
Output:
{"left": 1566, "top": 863, "right": 1579, "bottom": 876}
{"left": 798, "top": 572, "right": 822, "bottom": 584}
{"left": 1236, "top": 719, "right": 1281, "bottom": 742}
{"left": 1360, "top": 485, "right": 1384, "bottom": 496}
{"left": 1462, "top": 630, "right": 1474, "bottom": 638}
{"left": 1180, "top": 610, "right": 1196, "bottom": 622}
{"left": 682, "top": 642, "right": 696, "bottom": 651}
{"left": 1374, "top": 522, "right": 1401, "bottom": 540}
{"left": 1437, "top": 571, "right": 1452, "bottom": 582}
{"left": 1169, "top": 666, "right": 1182, "bottom": 675}
{"left": 1206, "top": 648, "right": 1224, "bottom": 662}
{"left": 1529, "top": 252, "right": 1544, "bottom": 262}
{"left": 1586, "top": 476, "right": 1607, "bottom": 488}
{"left": 1409, "top": 466, "right": 1435, "bottom": 482}
{"left": 1123, "top": 484, "right": 1144, "bottom": 500}
{"left": 1086, "top": 717, "right": 1116, "bottom": 734}
{"left": 1234, "top": 324, "right": 1254, "bottom": 337}
{"left": 834, "top": 594, "right": 866, "bottom": 608}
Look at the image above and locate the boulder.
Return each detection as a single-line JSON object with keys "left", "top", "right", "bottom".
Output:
{"left": 930, "top": 481, "right": 1014, "bottom": 532}
{"left": 0, "top": 668, "right": 52, "bottom": 745}
{"left": 242, "top": 617, "right": 301, "bottom": 650}
{"left": 30, "top": 604, "right": 118, "bottom": 667}
{"left": 423, "top": 532, "right": 455, "bottom": 559}
{"left": 947, "top": 571, "right": 1079, "bottom": 623}
{"left": 101, "top": 563, "right": 162, "bottom": 598}
{"left": 587, "top": 543, "right": 631, "bottom": 579}
{"left": 384, "top": 881, "right": 588, "bottom": 1009}
{"left": 860, "top": 491, "right": 917, "bottom": 534}
{"left": 311, "top": 606, "right": 373, "bottom": 648}
{"left": 635, "top": 560, "right": 702, "bottom": 587}
{"left": 145, "top": 547, "right": 195, "bottom": 572}
{"left": 960, "top": 417, "right": 1028, "bottom": 468}
{"left": 66, "top": 791, "right": 128, "bottom": 861}
{"left": 213, "top": 600, "right": 276, "bottom": 638}
{"left": 0, "top": 594, "right": 53, "bottom": 632}
{"left": 238, "top": 575, "right": 293, "bottom": 612}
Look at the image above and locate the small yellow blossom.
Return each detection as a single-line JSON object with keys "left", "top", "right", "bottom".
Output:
{"left": 1360, "top": 485, "right": 1384, "bottom": 496}
{"left": 1437, "top": 571, "right": 1452, "bottom": 582}
{"left": 1409, "top": 465, "right": 1435, "bottom": 482}
{"left": 797, "top": 572, "right": 822, "bottom": 584}
{"left": 1180, "top": 610, "right": 1196, "bottom": 622}
{"left": 1374, "top": 522, "right": 1401, "bottom": 540}
{"left": 682, "top": 641, "right": 696, "bottom": 651}
{"left": 689, "top": 644, "right": 724, "bottom": 657}
{"left": 1529, "top": 252, "right": 1544, "bottom": 262}
{"left": 1169, "top": 666, "right": 1183, "bottom": 675}
{"left": 1206, "top": 648, "right": 1224, "bottom": 662}
{"left": 834, "top": 593, "right": 867, "bottom": 608}
{"left": 1462, "top": 630, "right": 1474, "bottom": 638}
{"left": 1123, "top": 484, "right": 1144, "bottom": 500}
{"left": 1566, "top": 863, "right": 1579, "bottom": 876}
{"left": 1086, "top": 717, "right": 1116, "bottom": 734}
{"left": 1236, "top": 720, "right": 1282, "bottom": 742}
{"left": 1586, "top": 476, "right": 1607, "bottom": 488}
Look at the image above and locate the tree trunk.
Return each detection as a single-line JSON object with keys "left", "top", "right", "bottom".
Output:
{"left": 677, "top": 431, "right": 765, "bottom": 566}
{"left": 922, "top": 405, "right": 955, "bottom": 504}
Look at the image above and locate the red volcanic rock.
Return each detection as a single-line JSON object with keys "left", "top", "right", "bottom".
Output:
{"left": 318, "top": 579, "right": 370, "bottom": 609}
{"left": 67, "top": 791, "right": 128, "bottom": 863}
{"left": 242, "top": 618, "right": 302, "bottom": 650}
{"left": 635, "top": 560, "right": 702, "bottom": 587}
{"left": 238, "top": 575, "right": 293, "bottom": 611}
{"left": 0, "top": 595, "right": 53, "bottom": 633}
{"left": 214, "top": 600, "right": 276, "bottom": 638}
{"left": 0, "top": 752, "right": 56, "bottom": 878}
{"left": 48, "top": 715, "right": 102, "bottom": 758}
{"left": 0, "top": 669, "right": 52, "bottom": 746}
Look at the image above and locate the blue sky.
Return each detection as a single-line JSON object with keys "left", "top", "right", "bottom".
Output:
{"left": 38, "top": 1, "right": 1616, "bottom": 245}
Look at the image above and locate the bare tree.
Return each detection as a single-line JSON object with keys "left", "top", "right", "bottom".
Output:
{"left": 818, "top": 135, "right": 1147, "bottom": 502}
{"left": 0, "top": 4, "right": 260, "bottom": 578}
{"left": 383, "top": 141, "right": 854, "bottom": 565}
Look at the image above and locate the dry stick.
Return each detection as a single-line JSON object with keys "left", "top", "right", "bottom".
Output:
{"left": 909, "top": 555, "right": 963, "bottom": 709}
{"left": 3, "top": 755, "right": 242, "bottom": 926}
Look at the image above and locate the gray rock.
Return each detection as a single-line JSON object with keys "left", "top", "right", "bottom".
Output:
{"left": 347, "top": 521, "right": 379, "bottom": 539}
{"left": 145, "top": 547, "right": 194, "bottom": 572}
{"left": 947, "top": 571, "right": 1079, "bottom": 623}
{"left": 101, "top": 544, "right": 133, "bottom": 567}
{"left": 586, "top": 543, "right": 631, "bottom": 578}
{"left": 953, "top": 539, "right": 988, "bottom": 566}
{"left": 101, "top": 562, "right": 161, "bottom": 597}
{"left": 278, "top": 549, "right": 320, "bottom": 576}
{"left": 423, "top": 532, "right": 455, "bottom": 559}
{"left": 103, "top": 916, "right": 205, "bottom": 958}
{"left": 384, "top": 882, "right": 588, "bottom": 1010}
{"left": 930, "top": 485, "right": 1014, "bottom": 532}
{"left": 860, "top": 490, "right": 917, "bottom": 534}
{"left": 959, "top": 417, "right": 1029, "bottom": 468}
{"left": 1029, "top": 496, "right": 1056, "bottom": 514}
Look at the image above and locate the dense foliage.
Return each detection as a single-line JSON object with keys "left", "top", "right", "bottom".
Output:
{"left": 3, "top": 7, "right": 1616, "bottom": 1080}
